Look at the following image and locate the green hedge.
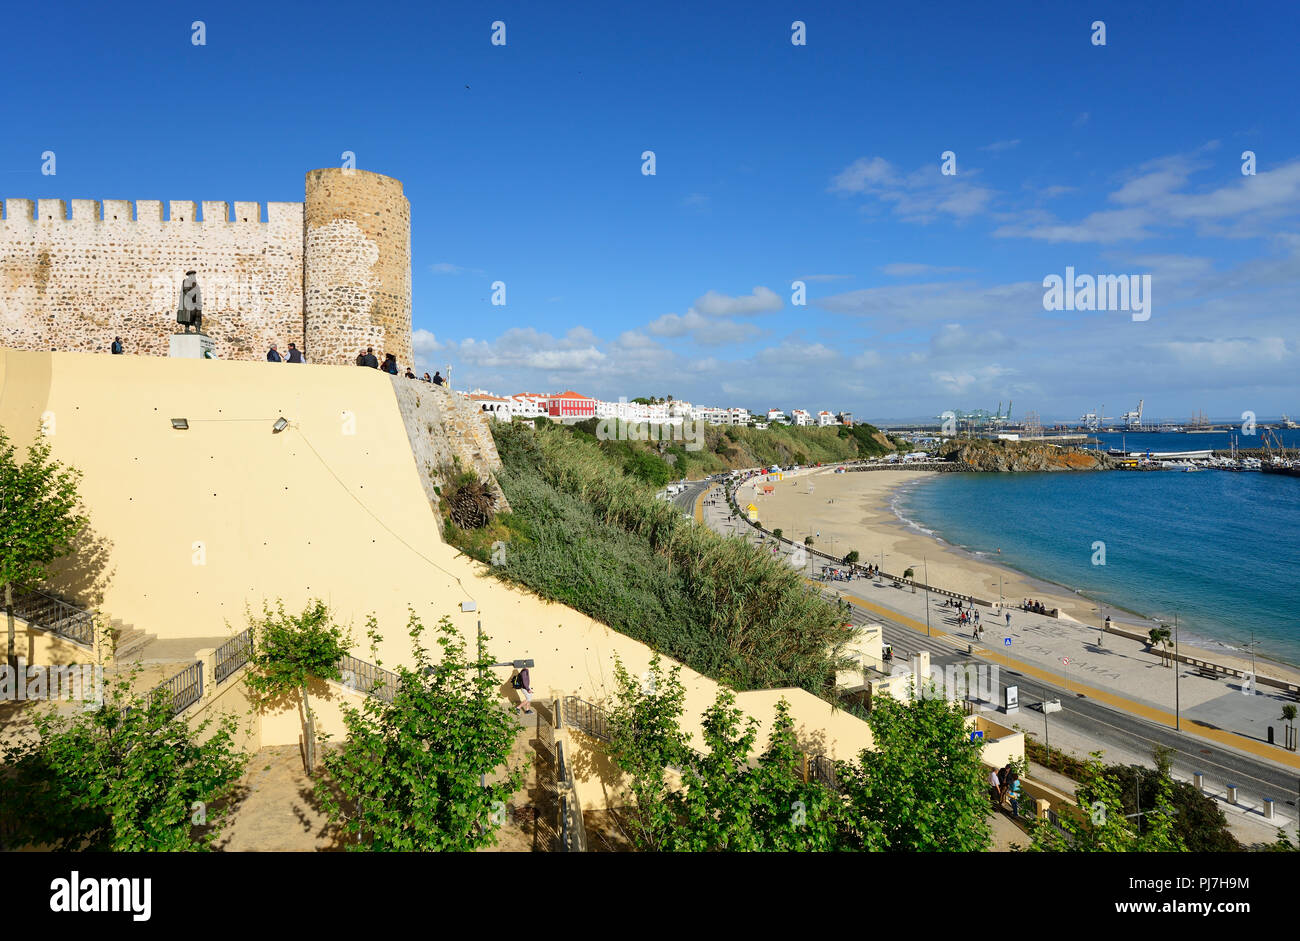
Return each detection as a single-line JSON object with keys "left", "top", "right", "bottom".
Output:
{"left": 461, "top": 421, "right": 854, "bottom": 693}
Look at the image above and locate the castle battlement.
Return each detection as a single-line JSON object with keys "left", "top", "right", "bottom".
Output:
{"left": 1, "top": 169, "right": 410, "bottom": 369}
{"left": 2, "top": 197, "right": 301, "bottom": 225}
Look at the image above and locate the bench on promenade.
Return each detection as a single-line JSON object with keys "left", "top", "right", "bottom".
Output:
{"left": 1193, "top": 665, "right": 1223, "bottom": 680}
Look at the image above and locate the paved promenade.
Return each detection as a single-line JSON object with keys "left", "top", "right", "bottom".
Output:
{"left": 695, "top": 480, "right": 1300, "bottom": 773}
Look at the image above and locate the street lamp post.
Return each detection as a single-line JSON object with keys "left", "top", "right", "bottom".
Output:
{"left": 1174, "top": 614, "right": 1181, "bottom": 732}
{"left": 924, "top": 556, "right": 931, "bottom": 637}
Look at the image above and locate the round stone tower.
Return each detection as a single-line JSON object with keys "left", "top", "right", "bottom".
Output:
{"left": 303, "top": 168, "right": 412, "bottom": 367}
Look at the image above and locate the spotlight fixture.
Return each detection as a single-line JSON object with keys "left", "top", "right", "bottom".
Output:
{"left": 271, "top": 417, "right": 289, "bottom": 434}
{"left": 171, "top": 418, "right": 189, "bottom": 430}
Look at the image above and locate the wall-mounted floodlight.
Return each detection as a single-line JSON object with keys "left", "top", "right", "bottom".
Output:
{"left": 171, "top": 418, "right": 189, "bottom": 430}
{"left": 271, "top": 417, "right": 289, "bottom": 434}
{"left": 460, "top": 601, "right": 477, "bottom": 612}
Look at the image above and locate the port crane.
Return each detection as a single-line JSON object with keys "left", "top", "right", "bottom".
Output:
{"left": 1079, "top": 405, "right": 1115, "bottom": 431}
{"left": 1121, "top": 399, "right": 1144, "bottom": 431}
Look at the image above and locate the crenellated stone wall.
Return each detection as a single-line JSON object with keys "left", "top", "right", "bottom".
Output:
{"left": 0, "top": 169, "right": 413, "bottom": 370}
{"left": 0, "top": 198, "right": 303, "bottom": 361}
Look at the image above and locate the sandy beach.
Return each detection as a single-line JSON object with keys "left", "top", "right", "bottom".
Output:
{"left": 738, "top": 468, "right": 1300, "bottom": 686}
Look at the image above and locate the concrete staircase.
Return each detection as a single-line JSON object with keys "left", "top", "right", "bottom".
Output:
{"left": 109, "top": 618, "right": 156, "bottom": 663}
{"left": 9, "top": 589, "right": 155, "bottom": 662}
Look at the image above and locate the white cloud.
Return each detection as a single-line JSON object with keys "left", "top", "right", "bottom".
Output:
{"left": 830, "top": 156, "right": 996, "bottom": 223}
{"left": 691, "top": 286, "right": 784, "bottom": 317}
{"left": 980, "top": 139, "right": 1021, "bottom": 153}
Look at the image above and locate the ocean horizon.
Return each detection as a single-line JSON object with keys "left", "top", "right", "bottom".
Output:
{"left": 895, "top": 464, "right": 1300, "bottom": 668}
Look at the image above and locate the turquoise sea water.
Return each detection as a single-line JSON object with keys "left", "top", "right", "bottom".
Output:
{"left": 895, "top": 467, "right": 1300, "bottom": 666}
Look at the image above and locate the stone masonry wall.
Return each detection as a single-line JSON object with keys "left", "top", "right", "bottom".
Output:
{"left": 304, "top": 169, "right": 412, "bottom": 369}
{"left": 0, "top": 198, "right": 304, "bottom": 360}
{"left": 388, "top": 377, "right": 510, "bottom": 522}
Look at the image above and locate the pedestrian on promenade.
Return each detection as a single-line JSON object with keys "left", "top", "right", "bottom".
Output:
{"left": 997, "top": 764, "right": 1011, "bottom": 806}
{"left": 513, "top": 666, "right": 533, "bottom": 715}
{"left": 286, "top": 342, "right": 304, "bottom": 363}
{"left": 1008, "top": 773, "right": 1022, "bottom": 817}
{"left": 110, "top": 336, "right": 124, "bottom": 354}
{"left": 988, "top": 767, "right": 1002, "bottom": 808}
{"left": 1005, "top": 611, "right": 1012, "bottom": 628}
{"left": 266, "top": 344, "right": 283, "bottom": 362}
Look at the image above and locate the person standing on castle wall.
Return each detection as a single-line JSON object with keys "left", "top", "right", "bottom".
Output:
{"left": 110, "top": 336, "right": 124, "bottom": 355}
{"left": 381, "top": 353, "right": 399, "bottom": 375}
{"left": 356, "top": 349, "right": 367, "bottom": 366}
{"left": 360, "top": 347, "right": 379, "bottom": 369}
{"left": 267, "top": 344, "right": 283, "bottom": 363}
{"left": 403, "top": 367, "right": 416, "bottom": 379}
{"left": 421, "top": 372, "right": 432, "bottom": 383}
{"left": 286, "top": 343, "right": 305, "bottom": 364}
{"left": 432, "top": 371, "right": 445, "bottom": 386}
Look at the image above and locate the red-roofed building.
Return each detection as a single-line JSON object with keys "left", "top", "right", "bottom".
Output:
{"left": 547, "top": 390, "right": 596, "bottom": 420}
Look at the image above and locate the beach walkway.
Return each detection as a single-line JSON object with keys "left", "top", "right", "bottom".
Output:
{"left": 695, "top": 478, "right": 1300, "bottom": 842}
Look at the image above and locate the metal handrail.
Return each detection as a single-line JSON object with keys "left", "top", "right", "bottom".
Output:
{"left": 561, "top": 696, "right": 610, "bottom": 742}
{"left": 214, "top": 629, "right": 253, "bottom": 685}
{"left": 555, "top": 740, "right": 589, "bottom": 852}
{"left": 147, "top": 661, "right": 204, "bottom": 719}
{"left": 336, "top": 654, "right": 400, "bottom": 703}
{"left": 11, "top": 588, "right": 94, "bottom": 647}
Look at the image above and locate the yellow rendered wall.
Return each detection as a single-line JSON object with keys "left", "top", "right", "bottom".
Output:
{"left": 0, "top": 348, "right": 871, "bottom": 763}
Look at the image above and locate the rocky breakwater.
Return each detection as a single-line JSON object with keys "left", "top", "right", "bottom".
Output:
{"left": 938, "top": 439, "right": 1115, "bottom": 472}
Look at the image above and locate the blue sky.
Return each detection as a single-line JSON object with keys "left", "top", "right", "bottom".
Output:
{"left": 4, "top": 0, "right": 1299, "bottom": 423}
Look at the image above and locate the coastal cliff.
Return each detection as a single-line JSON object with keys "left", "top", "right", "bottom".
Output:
{"left": 938, "top": 439, "right": 1114, "bottom": 472}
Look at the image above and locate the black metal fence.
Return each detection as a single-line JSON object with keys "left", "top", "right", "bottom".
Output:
{"left": 561, "top": 696, "right": 610, "bottom": 742}
{"left": 555, "top": 740, "right": 588, "bottom": 852}
{"left": 808, "top": 754, "right": 840, "bottom": 792}
{"left": 336, "top": 654, "right": 400, "bottom": 703}
{"left": 148, "top": 661, "right": 204, "bottom": 719}
{"left": 12, "top": 589, "right": 95, "bottom": 647}
{"left": 214, "top": 629, "right": 253, "bottom": 685}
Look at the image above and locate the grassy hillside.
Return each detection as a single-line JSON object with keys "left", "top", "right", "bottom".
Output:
{"left": 442, "top": 420, "right": 853, "bottom": 694}
{"left": 556, "top": 418, "right": 896, "bottom": 487}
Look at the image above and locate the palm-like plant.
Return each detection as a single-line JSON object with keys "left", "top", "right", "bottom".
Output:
{"left": 1148, "top": 626, "right": 1173, "bottom": 666}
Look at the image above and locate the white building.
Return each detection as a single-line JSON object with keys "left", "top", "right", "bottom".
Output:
{"left": 468, "top": 392, "right": 514, "bottom": 420}
{"left": 766, "top": 408, "right": 787, "bottom": 423}
{"left": 816, "top": 410, "right": 836, "bottom": 427}
{"left": 791, "top": 409, "right": 813, "bottom": 426}
{"left": 727, "top": 407, "right": 750, "bottom": 426}
{"left": 509, "top": 393, "right": 549, "bottom": 419}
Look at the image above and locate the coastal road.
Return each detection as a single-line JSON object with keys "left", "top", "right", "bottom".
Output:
{"left": 842, "top": 591, "right": 1300, "bottom": 827}
{"left": 672, "top": 479, "right": 713, "bottom": 515}
{"left": 700, "top": 480, "right": 1300, "bottom": 830}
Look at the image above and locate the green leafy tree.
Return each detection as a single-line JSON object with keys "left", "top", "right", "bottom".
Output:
{"left": 605, "top": 654, "right": 692, "bottom": 850}
{"left": 316, "top": 613, "right": 524, "bottom": 851}
{"left": 837, "top": 693, "right": 991, "bottom": 851}
{"left": 0, "top": 662, "right": 247, "bottom": 850}
{"left": 843, "top": 550, "right": 860, "bottom": 564}
{"left": 1029, "top": 752, "right": 1183, "bottom": 852}
{"left": 0, "top": 428, "right": 87, "bottom": 668}
{"left": 243, "top": 599, "right": 352, "bottom": 771}
{"left": 1281, "top": 704, "right": 1297, "bottom": 743}
{"left": 606, "top": 657, "right": 841, "bottom": 851}
{"left": 1148, "top": 626, "right": 1173, "bottom": 666}
{"left": 772, "top": 528, "right": 783, "bottom": 540}
{"left": 743, "top": 699, "right": 842, "bottom": 851}
{"left": 1097, "top": 747, "right": 1236, "bottom": 851}
{"left": 804, "top": 536, "right": 814, "bottom": 547}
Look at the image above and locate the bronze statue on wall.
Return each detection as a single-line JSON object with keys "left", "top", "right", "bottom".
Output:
{"left": 176, "top": 270, "right": 203, "bottom": 334}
